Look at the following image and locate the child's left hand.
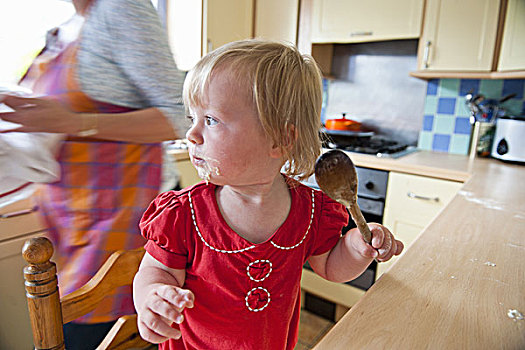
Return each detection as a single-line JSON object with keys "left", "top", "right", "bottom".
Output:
{"left": 349, "top": 223, "right": 404, "bottom": 262}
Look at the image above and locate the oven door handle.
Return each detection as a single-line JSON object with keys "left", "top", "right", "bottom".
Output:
{"left": 358, "top": 193, "right": 383, "bottom": 201}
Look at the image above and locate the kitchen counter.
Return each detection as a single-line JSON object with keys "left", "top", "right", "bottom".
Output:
{"left": 344, "top": 150, "right": 473, "bottom": 183}
{"left": 168, "top": 148, "right": 472, "bottom": 182}
{"left": 314, "top": 155, "right": 525, "bottom": 349}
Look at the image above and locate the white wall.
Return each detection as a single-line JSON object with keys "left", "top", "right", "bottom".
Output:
{"left": 325, "top": 40, "right": 427, "bottom": 145}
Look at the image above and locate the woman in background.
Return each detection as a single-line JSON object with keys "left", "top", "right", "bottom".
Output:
{"left": 0, "top": 0, "right": 186, "bottom": 348}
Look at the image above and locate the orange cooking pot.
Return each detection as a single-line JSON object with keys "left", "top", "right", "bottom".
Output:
{"left": 325, "top": 114, "right": 361, "bottom": 131}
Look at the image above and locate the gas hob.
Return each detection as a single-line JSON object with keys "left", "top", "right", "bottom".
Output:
{"left": 321, "top": 129, "right": 418, "bottom": 159}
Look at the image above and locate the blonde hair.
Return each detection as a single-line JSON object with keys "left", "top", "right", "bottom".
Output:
{"left": 183, "top": 39, "right": 323, "bottom": 181}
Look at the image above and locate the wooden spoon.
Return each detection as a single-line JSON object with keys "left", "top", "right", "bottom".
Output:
{"left": 314, "top": 149, "right": 372, "bottom": 244}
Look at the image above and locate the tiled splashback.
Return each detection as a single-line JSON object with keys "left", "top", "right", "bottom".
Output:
{"left": 418, "top": 79, "right": 525, "bottom": 155}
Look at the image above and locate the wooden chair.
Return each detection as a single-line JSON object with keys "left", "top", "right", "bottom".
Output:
{"left": 22, "top": 236, "right": 150, "bottom": 350}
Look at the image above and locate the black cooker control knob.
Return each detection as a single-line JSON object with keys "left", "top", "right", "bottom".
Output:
{"left": 365, "top": 181, "right": 374, "bottom": 190}
{"left": 496, "top": 139, "right": 508, "bottom": 155}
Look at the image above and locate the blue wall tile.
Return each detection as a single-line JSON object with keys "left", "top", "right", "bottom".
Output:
{"left": 434, "top": 115, "right": 455, "bottom": 134}
{"left": 459, "top": 79, "right": 480, "bottom": 96}
{"left": 422, "top": 115, "right": 434, "bottom": 131}
{"left": 449, "top": 134, "right": 470, "bottom": 154}
{"left": 418, "top": 131, "right": 432, "bottom": 150}
{"left": 439, "top": 79, "right": 460, "bottom": 97}
{"left": 479, "top": 80, "right": 503, "bottom": 97}
{"left": 424, "top": 95, "right": 438, "bottom": 114}
{"left": 418, "top": 78, "right": 525, "bottom": 155}
{"left": 454, "top": 117, "right": 471, "bottom": 134}
{"left": 432, "top": 134, "right": 450, "bottom": 152}
{"left": 427, "top": 79, "right": 438, "bottom": 95}
{"left": 437, "top": 98, "right": 456, "bottom": 114}
{"left": 503, "top": 80, "right": 524, "bottom": 99}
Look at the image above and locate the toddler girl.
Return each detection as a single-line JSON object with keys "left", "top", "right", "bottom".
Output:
{"left": 133, "top": 39, "right": 403, "bottom": 349}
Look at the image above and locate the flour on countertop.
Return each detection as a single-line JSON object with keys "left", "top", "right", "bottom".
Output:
{"left": 507, "top": 309, "right": 524, "bottom": 321}
{"left": 458, "top": 190, "right": 505, "bottom": 211}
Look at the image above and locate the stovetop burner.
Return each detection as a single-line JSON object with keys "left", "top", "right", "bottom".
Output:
{"left": 323, "top": 135, "right": 418, "bottom": 158}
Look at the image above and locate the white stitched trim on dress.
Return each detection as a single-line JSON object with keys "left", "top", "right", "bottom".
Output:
{"left": 188, "top": 188, "right": 315, "bottom": 253}
{"left": 246, "top": 259, "right": 272, "bottom": 282}
{"left": 270, "top": 189, "right": 315, "bottom": 250}
{"left": 188, "top": 191, "right": 256, "bottom": 254}
{"left": 245, "top": 286, "right": 271, "bottom": 312}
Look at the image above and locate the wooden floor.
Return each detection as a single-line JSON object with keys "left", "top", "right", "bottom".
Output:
{"left": 294, "top": 309, "right": 335, "bottom": 350}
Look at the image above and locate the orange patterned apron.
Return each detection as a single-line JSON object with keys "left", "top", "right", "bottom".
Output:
{"left": 23, "top": 29, "right": 161, "bottom": 323}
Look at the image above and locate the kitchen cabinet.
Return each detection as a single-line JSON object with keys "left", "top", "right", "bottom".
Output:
{"left": 417, "top": 0, "right": 501, "bottom": 72}
{"left": 300, "top": 269, "right": 364, "bottom": 313}
{"left": 377, "top": 172, "right": 462, "bottom": 277}
{"left": 254, "top": 0, "right": 299, "bottom": 44}
{"left": 205, "top": 0, "right": 253, "bottom": 52}
{"left": 167, "top": 0, "right": 300, "bottom": 71}
{"left": 0, "top": 197, "right": 47, "bottom": 350}
{"left": 411, "top": 0, "right": 525, "bottom": 79}
{"left": 497, "top": 0, "right": 525, "bottom": 71}
{"left": 299, "top": 0, "right": 424, "bottom": 76}
{"left": 167, "top": 0, "right": 253, "bottom": 71}
{"left": 310, "top": 0, "right": 424, "bottom": 44}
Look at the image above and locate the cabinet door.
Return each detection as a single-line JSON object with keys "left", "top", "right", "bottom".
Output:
{"left": 311, "top": 0, "right": 424, "bottom": 43}
{"left": 167, "top": 0, "right": 253, "bottom": 70}
{"left": 205, "top": 0, "right": 253, "bottom": 53}
{"left": 254, "top": 0, "right": 299, "bottom": 44}
{"left": 377, "top": 172, "right": 462, "bottom": 277}
{"left": 419, "top": 0, "right": 500, "bottom": 71}
{"left": 497, "top": 0, "right": 525, "bottom": 71}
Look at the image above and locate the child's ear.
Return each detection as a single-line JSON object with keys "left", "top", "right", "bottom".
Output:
{"left": 270, "top": 124, "right": 296, "bottom": 158}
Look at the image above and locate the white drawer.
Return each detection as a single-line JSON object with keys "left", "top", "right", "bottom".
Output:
{"left": 0, "top": 197, "right": 46, "bottom": 242}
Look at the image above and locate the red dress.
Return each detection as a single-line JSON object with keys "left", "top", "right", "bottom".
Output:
{"left": 140, "top": 178, "right": 348, "bottom": 349}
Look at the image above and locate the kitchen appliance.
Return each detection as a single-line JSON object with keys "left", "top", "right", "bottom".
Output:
{"left": 322, "top": 128, "right": 418, "bottom": 159}
{"left": 491, "top": 116, "right": 525, "bottom": 163}
{"left": 303, "top": 165, "right": 388, "bottom": 291}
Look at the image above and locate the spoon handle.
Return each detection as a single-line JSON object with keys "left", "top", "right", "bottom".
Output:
{"left": 347, "top": 203, "right": 372, "bottom": 244}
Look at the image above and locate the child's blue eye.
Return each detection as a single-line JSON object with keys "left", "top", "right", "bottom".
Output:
{"left": 205, "top": 116, "right": 218, "bottom": 126}
{"left": 186, "top": 115, "right": 195, "bottom": 126}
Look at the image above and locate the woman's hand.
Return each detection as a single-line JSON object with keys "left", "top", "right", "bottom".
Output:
{"left": 0, "top": 95, "right": 78, "bottom": 134}
{"left": 350, "top": 223, "right": 404, "bottom": 262}
{"left": 136, "top": 283, "right": 194, "bottom": 344}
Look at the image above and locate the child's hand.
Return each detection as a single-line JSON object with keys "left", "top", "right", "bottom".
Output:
{"left": 137, "top": 284, "right": 195, "bottom": 343}
{"left": 350, "top": 223, "right": 404, "bottom": 262}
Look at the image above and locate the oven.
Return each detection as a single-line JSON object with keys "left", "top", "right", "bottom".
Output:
{"left": 303, "top": 165, "right": 388, "bottom": 291}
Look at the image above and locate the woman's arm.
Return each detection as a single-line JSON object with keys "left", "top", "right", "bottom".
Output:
{"left": 0, "top": 95, "right": 180, "bottom": 143}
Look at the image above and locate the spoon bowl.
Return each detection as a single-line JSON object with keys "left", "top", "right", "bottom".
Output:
{"left": 315, "top": 150, "right": 372, "bottom": 244}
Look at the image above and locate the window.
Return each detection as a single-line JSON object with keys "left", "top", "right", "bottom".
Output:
{"left": 0, "top": 0, "right": 74, "bottom": 85}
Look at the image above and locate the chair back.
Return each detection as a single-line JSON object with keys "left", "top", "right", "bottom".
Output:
{"left": 22, "top": 236, "right": 148, "bottom": 350}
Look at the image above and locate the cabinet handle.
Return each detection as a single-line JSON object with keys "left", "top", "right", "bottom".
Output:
{"left": 423, "top": 40, "right": 431, "bottom": 68}
{"left": 407, "top": 192, "right": 439, "bottom": 202}
{"left": 350, "top": 31, "right": 373, "bottom": 37}
{"left": 0, "top": 206, "right": 38, "bottom": 219}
